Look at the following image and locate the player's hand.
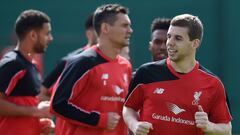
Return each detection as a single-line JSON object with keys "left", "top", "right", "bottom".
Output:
{"left": 107, "top": 112, "right": 121, "bottom": 130}
{"left": 35, "top": 101, "right": 52, "bottom": 118}
{"left": 195, "top": 105, "right": 213, "bottom": 132}
{"left": 131, "top": 121, "right": 153, "bottom": 135}
{"left": 40, "top": 118, "right": 55, "bottom": 135}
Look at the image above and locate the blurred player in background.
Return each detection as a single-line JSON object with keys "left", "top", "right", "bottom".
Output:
{"left": 149, "top": 18, "right": 171, "bottom": 61}
{"left": 0, "top": 9, "right": 54, "bottom": 135}
{"left": 39, "top": 13, "right": 97, "bottom": 101}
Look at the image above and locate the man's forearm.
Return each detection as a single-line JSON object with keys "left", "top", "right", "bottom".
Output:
{"left": 0, "top": 97, "right": 37, "bottom": 116}
{"left": 206, "top": 122, "right": 232, "bottom": 135}
{"left": 122, "top": 106, "right": 139, "bottom": 131}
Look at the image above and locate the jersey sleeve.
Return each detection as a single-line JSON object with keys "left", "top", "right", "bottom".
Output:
{"left": 0, "top": 61, "right": 26, "bottom": 96}
{"left": 50, "top": 58, "right": 108, "bottom": 128}
{"left": 42, "top": 59, "right": 67, "bottom": 89}
{"left": 209, "top": 80, "right": 232, "bottom": 123}
{"left": 124, "top": 66, "right": 145, "bottom": 111}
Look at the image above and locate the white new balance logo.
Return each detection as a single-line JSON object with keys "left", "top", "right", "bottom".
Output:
{"left": 101, "top": 73, "right": 109, "bottom": 79}
{"left": 153, "top": 88, "right": 165, "bottom": 94}
{"left": 166, "top": 102, "right": 186, "bottom": 115}
{"left": 101, "top": 73, "right": 109, "bottom": 86}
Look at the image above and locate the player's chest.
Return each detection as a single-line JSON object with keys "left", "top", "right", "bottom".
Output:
{"left": 142, "top": 79, "right": 215, "bottom": 113}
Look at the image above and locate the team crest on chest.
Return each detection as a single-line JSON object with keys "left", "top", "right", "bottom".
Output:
{"left": 192, "top": 91, "right": 202, "bottom": 105}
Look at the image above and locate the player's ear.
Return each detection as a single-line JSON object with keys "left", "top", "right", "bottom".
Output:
{"left": 86, "top": 30, "right": 92, "bottom": 39}
{"left": 28, "top": 30, "right": 37, "bottom": 42}
{"left": 192, "top": 39, "right": 200, "bottom": 49}
{"left": 100, "top": 22, "right": 109, "bottom": 34}
{"left": 149, "top": 41, "right": 153, "bottom": 51}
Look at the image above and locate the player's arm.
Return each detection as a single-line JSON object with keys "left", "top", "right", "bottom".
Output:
{"left": 0, "top": 93, "right": 51, "bottom": 118}
{"left": 0, "top": 92, "right": 35, "bottom": 116}
{"left": 0, "top": 61, "right": 51, "bottom": 118}
{"left": 123, "top": 66, "right": 153, "bottom": 135}
{"left": 201, "top": 122, "right": 231, "bottom": 135}
{"left": 42, "top": 60, "right": 66, "bottom": 89}
{"left": 195, "top": 105, "right": 232, "bottom": 135}
{"left": 51, "top": 59, "right": 119, "bottom": 130}
{"left": 195, "top": 80, "right": 232, "bottom": 135}
{"left": 123, "top": 106, "right": 153, "bottom": 135}
{"left": 40, "top": 59, "right": 67, "bottom": 101}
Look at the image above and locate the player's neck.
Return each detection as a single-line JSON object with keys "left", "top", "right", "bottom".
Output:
{"left": 97, "top": 41, "right": 120, "bottom": 60}
{"left": 170, "top": 58, "right": 197, "bottom": 73}
{"left": 16, "top": 42, "right": 35, "bottom": 61}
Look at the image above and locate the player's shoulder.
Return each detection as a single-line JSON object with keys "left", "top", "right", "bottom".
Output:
{"left": 137, "top": 59, "right": 167, "bottom": 73}
{"left": 0, "top": 51, "right": 24, "bottom": 67}
{"left": 198, "top": 64, "right": 223, "bottom": 84}
{"left": 198, "top": 65, "right": 218, "bottom": 78}
{"left": 0, "top": 51, "right": 26, "bottom": 73}
{"left": 67, "top": 47, "right": 85, "bottom": 57}
{"left": 67, "top": 47, "right": 107, "bottom": 69}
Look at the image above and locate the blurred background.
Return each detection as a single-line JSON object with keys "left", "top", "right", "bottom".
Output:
{"left": 0, "top": 0, "right": 239, "bottom": 134}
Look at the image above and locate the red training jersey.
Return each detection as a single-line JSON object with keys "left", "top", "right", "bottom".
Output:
{"left": 51, "top": 46, "right": 132, "bottom": 135}
{"left": 125, "top": 58, "right": 232, "bottom": 135}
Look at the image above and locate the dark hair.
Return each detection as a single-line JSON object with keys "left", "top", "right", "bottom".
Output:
{"left": 93, "top": 4, "right": 128, "bottom": 35}
{"left": 171, "top": 14, "right": 203, "bottom": 41}
{"left": 85, "top": 13, "right": 94, "bottom": 30}
{"left": 151, "top": 18, "right": 171, "bottom": 33}
{"left": 15, "top": 9, "right": 50, "bottom": 40}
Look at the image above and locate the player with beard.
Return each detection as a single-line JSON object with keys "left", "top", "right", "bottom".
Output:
{"left": 0, "top": 9, "right": 53, "bottom": 135}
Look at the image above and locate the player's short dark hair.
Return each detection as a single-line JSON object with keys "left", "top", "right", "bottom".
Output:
{"left": 171, "top": 14, "right": 203, "bottom": 41}
{"left": 85, "top": 13, "right": 94, "bottom": 30}
{"left": 151, "top": 18, "right": 171, "bottom": 33}
{"left": 15, "top": 9, "right": 50, "bottom": 40}
{"left": 93, "top": 4, "right": 128, "bottom": 35}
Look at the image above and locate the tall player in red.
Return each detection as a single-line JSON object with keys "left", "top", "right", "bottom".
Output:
{"left": 50, "top": 4, "right": 133, "bottom": 135}
{"left": 123, "top": 14, "right": 232, "bottom": 135}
